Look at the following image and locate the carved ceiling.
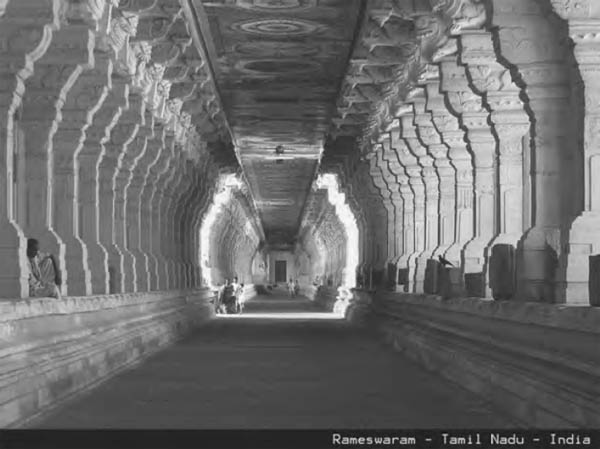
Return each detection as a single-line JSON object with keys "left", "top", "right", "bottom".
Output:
{"left": 189, "top": 0, "right": 484, "bottom": 244}
{"left": 198, "top": 0, "right": 363, "bottom": 243}
{"left": 325, "top": 0, "right": 486, "bottom": 151}
{"left": 114, "top": 0, "right": 238, "bottom": 166}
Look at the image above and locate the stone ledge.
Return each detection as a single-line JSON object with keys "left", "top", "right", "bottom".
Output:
{"left": 0, "top": 290, "right": 203, "bottom": 322}
{"left": 373, "top": 292, "right": 600, "bottom": 427}
{"left": 0, "top": 289, "right": 215, "bottom": 428}
{"left": 376, "top": 293, "right": 600, "bottom": 334}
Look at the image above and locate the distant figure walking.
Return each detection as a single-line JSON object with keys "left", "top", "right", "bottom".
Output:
{"left": 438, "top": 255, "right": 455, "bottom": 267}
{"left": 232, "top": 276, "right": 243, "bottom": 314}
{"left": 26, "top": 238, "right": 61, "bottom": 299}
{"left": 288, "top": 278, "right": 295, "bottom": 297}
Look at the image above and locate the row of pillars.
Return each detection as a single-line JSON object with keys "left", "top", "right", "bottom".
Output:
{"left": 343, "top": 0, "right": 600, "bottom": 306}
{"left": 0, "top": 0, "right": 222, "bottom": 298}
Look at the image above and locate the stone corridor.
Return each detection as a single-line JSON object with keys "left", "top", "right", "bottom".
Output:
{"left": 0, "top": 0, "right": 599, "bottom": 433}
{"left": 33, "top": 294, "right": 512, "bottom": 429}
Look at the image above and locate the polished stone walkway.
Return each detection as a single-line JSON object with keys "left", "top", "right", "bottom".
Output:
{"left": 35, "top": 294, "right": 513, "bottom": 428}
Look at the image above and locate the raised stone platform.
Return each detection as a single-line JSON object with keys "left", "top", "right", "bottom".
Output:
{"left": 0, "top": 289, "right": 215, "bottom": 428}
{"left": 372, "top": 292, "right": 600, "bottom": 428}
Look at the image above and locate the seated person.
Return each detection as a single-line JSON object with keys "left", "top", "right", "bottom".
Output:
{"left": 26, "top": 238, "right": 61, "bottom": 299}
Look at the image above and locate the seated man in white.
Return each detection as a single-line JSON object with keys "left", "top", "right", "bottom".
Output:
{"left": 27, "top": 238, "right": 62, "bottom": 299}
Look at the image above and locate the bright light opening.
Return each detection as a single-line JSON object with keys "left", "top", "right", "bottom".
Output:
{"left": 315, "top": 173, "right": 359, "bottom": 289}
{"left": 200, "top": 174, "right": 241, "bottom": 288}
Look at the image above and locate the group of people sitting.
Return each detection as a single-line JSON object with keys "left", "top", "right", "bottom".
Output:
{"left": 215, "top": 277, "right": 244, "bottom": 314}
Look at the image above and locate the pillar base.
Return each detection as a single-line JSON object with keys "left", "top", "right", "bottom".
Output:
{"left": 412, "top": 252, "right": 430, "bottom": 294}
{"left": 121, "top": 248, "right": 137, "bottom": 293}
{"left": 516, "top": 226, "right": 560, "bottom": 303}
{"left": 443, "top": 242, "right": 466, "bottom": 269}
{"left": 462, "top": 237, "right": 492, "bottom": 298}
{"left": 86, "top": 241, "right": 109, "bottom": 295}
{"left": 486, "top": 233, "right": 521, "bottom": 301}
{"left": 158, "top": 259, "right": 170, "bottom": 291}
{"left": 395, "top": 255, "right": 411, "bottom": 292}
{"left": 148, "top": 255, "right": 161, "bottom": 291}
{"left": 166, "top": 260, "right": 177, "bottom": 290}
{"left": 63, "top": 236, "right": 92, "bottom": 296}
{"left": 106, "top": 245, "right": 124, "bottom": 294}
{"left": 131, "top": 249, "right": 149, "bottom": 292}
{"left": 0, "top": 221, "right": 29, "bottom": 299}
{"left": 560, "top": 212, "right": 600, "bottom": 305}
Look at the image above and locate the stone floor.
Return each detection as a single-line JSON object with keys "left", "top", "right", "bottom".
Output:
{"left": 35, "top": 294, "right": 514, "bottom": 428}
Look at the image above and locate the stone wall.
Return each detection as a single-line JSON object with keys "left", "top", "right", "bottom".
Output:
{"left": 372, "top": 292, "right": 600, "bottom": 427}
{"left": 0, "top": 289, "right": 215, "bottom": 428}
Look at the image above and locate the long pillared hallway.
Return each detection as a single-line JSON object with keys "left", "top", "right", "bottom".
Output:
{"left": 1, "top": 0, "right": 599, "bottom": 438}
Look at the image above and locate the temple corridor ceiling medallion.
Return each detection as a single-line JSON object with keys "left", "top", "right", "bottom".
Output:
{"left": 240, "top": 59, "right": 321, "bottom": 74}
{"left": 232, "top": 18, "right": 323, "bottom": 36}
{"left": 235, "top": 0, "right": 317, "bottom": 11}
{"left": 234, "top": 42, "right": 321, "bottom": 58}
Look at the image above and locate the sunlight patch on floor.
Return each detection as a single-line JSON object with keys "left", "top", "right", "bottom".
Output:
{"left": 217, "top": 312, "right": 344, "bottom": 320}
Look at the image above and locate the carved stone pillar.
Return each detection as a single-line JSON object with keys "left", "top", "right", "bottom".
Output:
{"left": 0, "top": 0, "right": 60, "bottom": 297}
{"left": 151, "top": 133, "right": 176, "bottom": 290}
{"left": 125, "top": 110, "right": 154, "bottom": 292}
{"left": 169, "top": 158, "right": 190, "bottom": 289}
{"left": 179, "top": 158, "right": 203, "bottom": 288}
{"left": 77, "top": 63, "right": 122, "bottom": 296}
{"left": 442, "top": 57, "right": 496, "bottom": 295}
{"left": 415, "top": 78, "right": 455, "bottom": 259}
{"left": 50, "top": 2, "right": 114, "bottom": 297}
{"left": 160, "top": 145, "right": 185, "bottom": 289}
{"left": 20, "top": 12, "right": 103, "bottom": 297}
{"left": 97, "top": 78, "right": 130, "bottom": 294}
{"left": 362, "top": 162, "right": 388, "bottom": 273}
{"left": 139, "top": 124, "right": 164, "bottom": 291}
{"left": 111, "top": 92, "right": 145, "bottom": 292}
{"left": 53, "top": 72, "right": 99, "bottom": 297}
{"left": 390, "top": 121, "right": 419, "bottom": 292}
{"left": 550, "top": 1, "right": 600, "bottom": 304}
{"left": 491, "top": 0, "right": 572, "bottom": 303}
{"left": 461, "top": 31, "right": 530, "bottom": 248}
{"left": 423, "top": 76, "right": 458, "bottom": 263}
{"left": 369, "top": 148, "right": 395, "bottom": 272}
{"left": 438, "top": 55, "right": 476, "bottom": 268}
{"left": 164, "top": 154, "right": 192, "bottom": 290}
{"left": 399, "top": 105, "right": 432, "bottom": 293}
{"left": 381, "top": 136, "right": 405, "bottom": 265}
